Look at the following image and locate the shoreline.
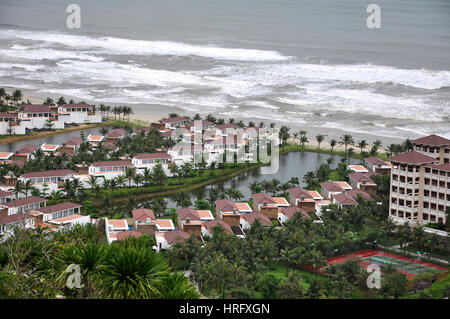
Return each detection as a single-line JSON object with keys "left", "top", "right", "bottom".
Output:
{"left": 4, "top": 87, "right": 409, "bottom": 149}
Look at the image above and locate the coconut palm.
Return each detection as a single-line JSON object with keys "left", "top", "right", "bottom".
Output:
{"left": 100, "top": 246, "right": 170, "bottom": 299}
{"left": 59, "top": 243, "right": 106, "bottom": 298}
{"left": 315, "top": 134, "right": 325, "bottom": 151}
{"left": 339, "top": 134, "right": 354, "bottom": 155}
{"left": 12, "top": 90, "right": 23, "bottom": 106}
{"left": 300, "top": 135, "right": 308, "bottom": 150}
{"left": 357, "top": 140, "right": 368, "bottom": 154}
{"left": 125, "top": 167, "right": 136, "bottom": 187}
{"left": 330, "top": 139, "right": 337, "bottom": 153}
{"left": 156, "top": 272, "right": 200, "bottom": 299}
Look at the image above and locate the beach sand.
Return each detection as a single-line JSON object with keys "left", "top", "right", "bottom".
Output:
{"left": 5, "top": 86, "right": 403, "bottom": 152}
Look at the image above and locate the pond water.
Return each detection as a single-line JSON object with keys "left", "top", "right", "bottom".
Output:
{"left": 106, "top": 151, "right": 359, "bottom": 215}
{"left": 0, "top": 126, "right": 112, "bottom": 152}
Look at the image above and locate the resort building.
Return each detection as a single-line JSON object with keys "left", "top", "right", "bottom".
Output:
{"left": 57, "top": 103, "right": 101, "bottom": 124}
{"left": 240, "top": 212, "right": 272, "bottom": 230}
{"left": 151, "top": 117, "right": 189, "bottom": 130}
{"left": 19, "top": 169, "right": 76, "bottom": 194}
{"left": 0, "top": 190, "right": 14, "bottom": 204}
{"left": 60, "top": 137, "right": 83, "bottom": 155}
{"left": 278, "top": 206, "right": 310, "bottom": 224}
{"left": 201, "top": 219, "right": 233, "bottom": 237}
{"left": 105, "top": 218, "right": 129, "bottom": 244}
{"left": 32, "top": 202, "right": 85, "bottom": 227}
{"left": 13, "top": 144, "right": 38, "bottom": 162}
{"left": 106, "top": 128, "right": 126, "bottom": 145}
{"left": 412, "top": 134, "right": 450, "bottom": 164}
{"left": 365, "top": 157, "right": 392, "bottom": 175}
{"left": 347, "top": 164, "right": 369, "bottom": 173}
{"left": 0, "top": 152, "right": 14, "bottom": 164}
{"left": 332, "top": 189, "right": 372, "bottom": 208}
{"left": 132, "top": 152, "right": 172, "bottom": 175}
{"left": 154, "top": 229, "right": 190, "bottom": 251}
{"left": 177, "top": 207, "right": 214, "bottom": 236}
{"left": 388, "top": 137, "right": 449, "bottom": 227}
{"left": 40, "top": 143, "right": 60, "bottom": 154}
{"left": 348, "top": 172, "right": 378, "bottom": 197}
{"left": 88, "top": 160, "right": 133, "bottom": 180}
{"left": 320, "top": 181, "right": 353, "bottom": 200}
{"left": 288, "top": 187, "right": 316, "bottom": 213}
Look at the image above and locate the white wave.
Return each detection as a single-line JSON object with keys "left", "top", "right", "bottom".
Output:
{"left": 11, "top": 44, "right": 29, "bottom": 50}
{"left": 0, "top": 48, "right": 104, "bottom": 62}
{"left": 0, "top": 63, "right": 44, "bottom": 71}
{"left": 1, "top": 29, "right": 290, "bottom": 62}
{"left": 208, "top": 62, "right": 450, "bottom": 90}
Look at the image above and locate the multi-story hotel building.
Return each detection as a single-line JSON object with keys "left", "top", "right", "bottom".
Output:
{"left": 388, "top": 135, "right": 450, "bottom": 226}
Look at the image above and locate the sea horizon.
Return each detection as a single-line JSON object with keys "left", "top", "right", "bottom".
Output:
{"left": 0, "top": 0, "right": 449, "bottom": 142}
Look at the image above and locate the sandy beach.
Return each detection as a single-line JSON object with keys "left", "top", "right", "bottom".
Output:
{"left": 5, "top": 86, "right": 404, "bottom": 153}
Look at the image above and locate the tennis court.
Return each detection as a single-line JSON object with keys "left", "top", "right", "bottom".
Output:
{"left": 360, "top": 254, "right": 446, "bottom": 276}
{"left": 325, "top": 250, "right": 447, "bottom": 278}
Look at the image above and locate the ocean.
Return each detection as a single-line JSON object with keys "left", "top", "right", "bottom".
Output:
{"left": 0, "top": 0, "right": 449, "bottom": 141}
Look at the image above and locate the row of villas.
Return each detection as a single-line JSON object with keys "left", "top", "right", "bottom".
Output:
{"left": 0, "top": 103, "right": 101, "bottom": 135}
{"left": 0, "top": 195, "right": 90, "bottom": 239}
{"left": 387, "top": 134, "right": 449, "bottom": 229}
{"left": 104, "top": 182, "right": 374, "bottom": 248}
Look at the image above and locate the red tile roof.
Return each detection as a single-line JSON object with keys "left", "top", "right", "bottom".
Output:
{"left": 117, "top": 230, "right": 142, "bottom": 241}
{"left": 203, "top": 219, "right": 233, "bottom": 234}
{"left": 0, "top": 212, "right": 29, "bottom": 225}
{"left": 177, "top": 207, "right": 200, "bottom": 221}
{"left": 160, "top": 117, "right": 188, "bottom": 124}
{"left": 320, "top": 181, "right": 344, "bottom": 193}
{"left": 252, "top": 192, "right": 276, "bottom": 205}
{"left": 215, "top": 199, "right": 238, "bottom": 212}
{"left": 216, "top": 123, "right": 237, "bottom": 130}
{"left": 280, "top": 206, "right": 310, "bottom": 219}
{"left": 164, "top": 229, "right": 191, "bottom": 244}
{"left": 61, "top": 103, "right": 93, "bottom": 108}
{"left": 132, "top": 208, "right": 155, "bottom": 221}
{"left": 0, "top": 112, "right": 18, "bottom": 118}
{"left": 388, "top": 151, "right": 436, "bottom": 165}
{"left": 427, "top": 162, "right": 450, "bottom": 172}
{"left": 21, "top": 169, "right": 76, "bottom": 179}
{"left": 91, "top": 160, "right": 132, "bottom": 167}
{"left": 0, "top": 190, "right": 13, "bottom": 198}
{"left": 64, "top": 137, "right": 83, "bottom": 146}
{"left": 348, "top": 172, "right": 376, "bottom": 185}
{"left": 365, "top": 157, "right": 389, "bottom": 166}
{"left": 16, "top": 144, "right": 38, "bottom": 154}
{"left": 288, "top": 187, "right": 314, "bottom": 201}
{"left": 20, "top": 105, "right": 53, "bottom": 113}
{"left": 2, "top": 196, "right": 46, "bottom": 208}
{"left": 107, "top": 128, "right": 126, "bottom": 138}
{"left": 412, "top": 134, "right": 450, "bottom": 146}
{"left": 241, "top": 212, "right": 272, "bottom": 226}
{"left": 134, "top": 153, "right": 171, "bottom": 160}
{"left": 37, "top": 202, "right": 81, "bottom": 214}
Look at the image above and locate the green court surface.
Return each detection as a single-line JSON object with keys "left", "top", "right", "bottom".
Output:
{"left": 361, "top": 254, "right": 445, "bottom": 275}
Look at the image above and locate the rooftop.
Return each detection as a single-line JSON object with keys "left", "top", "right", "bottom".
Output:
{"left": 22, "top": 169, "right": 76, "bottom": 179}
{"left": 388, "top": 151, "right": 436, "bottom": 165}
{"left": 37, "top": 202, "right": 81, "bottom": 214}
{"left": 412, "top": 134, "right": 450, "bottom": 147}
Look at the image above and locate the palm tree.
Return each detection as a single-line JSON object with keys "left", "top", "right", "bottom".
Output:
{"left": 116, "top": 175, "right": 126, "bottom": 188}
{"left": 357, "top": 140, "right": 368, "bottom": 154}
{"left": 57, "top": 97, "right": 66, "bottom": 106}
{"left": 315, "top": 134, "right": 325, "bottom": 151}
{"left": 100, "top": 246, "right": 170, "bottom": 299}
{"left": 339, "top": 134, "right": 354, "bottom": 155}
{"left": 14, "top": 180, "right": 24, "bottom": 199}
{"left": 23, "top": 180, "right": 33, "bottom": 197}
{"left": 142, "top": 168, "right": 152, "bottom": 186}
{"left": 87, "top": 175, "right": 99, "bottom": 189}
{"left": 330, "top": 139, "right": 337, "bottom": 153}
{"left": 133, "top": 174, "right": 144, "bottom": 188}
{"left": 125, "top": 167, "right": 136, "bottom": 187}
{"left": 59, "top": 243, "right": 106, "bottom": 298}
{"left": 156, "top": 272, "right": 199, "bottom": 299}
{"left": 300, "top": 135, "right": 308, "bottom": 150}
{"left": 12, "top": 90, "right": 23, "bottom": 106}
{"left": 99, "top": 127, "right": 109, "bottom": 136}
